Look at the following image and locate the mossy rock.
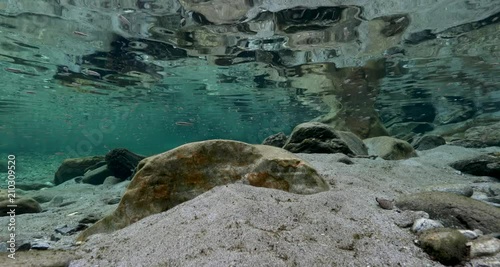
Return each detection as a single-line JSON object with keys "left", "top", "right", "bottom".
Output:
{"left": 418, "top": 228, "right": 468, "bottom": 265}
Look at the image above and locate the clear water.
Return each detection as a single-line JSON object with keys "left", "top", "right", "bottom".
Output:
{"left": 0, "top": 1, "right": 499, "bottom": 159}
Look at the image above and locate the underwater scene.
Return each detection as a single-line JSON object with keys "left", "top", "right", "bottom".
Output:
{"left": 0, "top": 0, "right": 499, "bottom": 266}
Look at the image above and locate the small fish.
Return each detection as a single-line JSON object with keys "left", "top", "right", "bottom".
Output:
{"left": 73, "top": 31, "right": 88, "bottom": 36}
{"left": 118, "top": 14, "right": 131, "bottom": 29}
{"left": 25, "top": 91, "right": 36, "bottom": 94}
{"left": 82, "top": 68, "right": 101, "bottom": 78}
{"left": 175, "top": 121, "right": 193, "bottom": 126}
{"left": 4, "top": 67, "right": 37, "bottom": 76}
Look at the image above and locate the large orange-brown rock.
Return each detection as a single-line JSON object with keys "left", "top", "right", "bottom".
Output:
{"left": 77, "top": 140, "right": 329, "bottom": 241}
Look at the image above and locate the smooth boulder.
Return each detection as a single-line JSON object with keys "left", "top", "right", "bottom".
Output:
{"left": 283, "top": 122, "right": 368, "bottom": 155}
{"left": 396, "top": 192, "right": 500, "bottom": 234}
{"left": 77, "top": 140, "right": 329, "bottom": 241}
{"left": 0, "top": 190, "right": 42, "bottom": 216}
{"left": 450, "top": 153, "right": 500, "bottom": 179}
{"left": 54, "top": 156, "right": 104, "bottom": 185}
{"left": 364, "top": 136, "right": 417, "bottom": 160}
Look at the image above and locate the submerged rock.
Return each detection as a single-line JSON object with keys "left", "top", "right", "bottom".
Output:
{"left": 411, "top": 135, "right": 446, "bottom": 151}
{"left": 283, "top": 122, "right": 368, "bottom": 155}
{"left": 363, "top": 136, "right": 417, "bottom": 160}
{"left": 81, "top": 165, "right": 113, "bottom": 185}
{"left": 77, "top": 139, "right": 329, "bottom": 241}
{"left": 411, "top": 218, "right": 444, "bottom": 233}
{"left": 262, "top": 132, "right": 288, "bottom": 148}
{"left": 449, "top": 153, "right": 500, "bottom": 179}
{"left": 418, "top": 228, "right": 468, "bottom": 265}
{"left": 467, "top": 236, "right": 500, "bottom": 258}
{"left": 424, "top": 184, "right": 474, "bottom": 197}
{"left": 0, "top": 191, "right": 42, "bottom": 216}
{"left": 105, "top": 148, "right": 146, "bottom": 180}
{"left": 448, "top": 122, "right": 500, "bottom": 148}
{"left": 54, "top": 156, "right": 104, "bottom": 185}
{"left": 375, "top": 197, "right": 394, "bottom": 210}
{"left": 396, "top": 192, "right": 500, "bottom": 234}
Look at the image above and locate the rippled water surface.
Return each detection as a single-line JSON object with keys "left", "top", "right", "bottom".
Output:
{"left": 0, "top": 0, "right": 499, "bottom": 155}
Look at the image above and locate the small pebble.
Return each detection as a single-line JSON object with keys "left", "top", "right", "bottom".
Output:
{"left": 376, "top": 197, "right": 394, "bottom": 210}
{"left": 459, "top": 229, "right": 479, "bottom": 240}
{"left": 412, "top": 218, "right": 444, "bottom": 233}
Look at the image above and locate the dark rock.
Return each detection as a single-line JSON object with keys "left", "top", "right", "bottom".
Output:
{"left": 284, "top": 138, "right": 356, "bottom": 154}
{"left": 363, "top": 136, "right": 417, "bottom": 160}
{"left": 484, "top": 196, "right": 500, "bottom": 205}
{"left": 50, "top": 234, "right": 61, "bottom": 242}
{"left": 104, "top": 197, "right": 121, "bottom": 205}
{"left": 337, "top": 156, "right": 354, "bottom": 165}
{"left": 396, "top": 192, "right": 500, "bottom": 234}
{"left": 55, "top": 224, "right": 88, "bottom": 235}
{"left": 77, "top": 140, "right": 329, "bottom": 241}
{"left": 105, "top": 148, "right": 146, "bottom": 180}
{"left": 79, "top": 214, "right": 100, "bottom": 224}
{"left": 54, "top": 156, "right": 104, "bottom": 185}
{"left": 383, "top": 46, "right": 405, "bottom": 57}
{"left": 262, "top": 132, "right": 287, "bottom": 148}
{"left": 74, "top": 176, "right": 84, "bottom": 183}
{"left": 418, "top": 228, "right": 468, "bottom": 265}
{"left": 450, "top": 153, "right": 500, "bottom": 179}
{"left": 411, "top": 135, "right": 446, "bottom": 151}
{"left": 81, "top": 165, "right": 113, "bottom": 185}
{"left": 17, "top": 242, "right": 32, "bottom": 251}
{"left": 405, "top": 29, "right": 436, "bottom": 44}
{"left": 283, "top": 122, "right": 368, "bottom": 156}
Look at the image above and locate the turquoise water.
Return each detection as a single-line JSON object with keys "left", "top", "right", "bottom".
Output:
{"left": 0, "top": 2, "right": 499, "bottom": 157}
{"left": 0, "top": 2, "right": 499, "bottom": 265}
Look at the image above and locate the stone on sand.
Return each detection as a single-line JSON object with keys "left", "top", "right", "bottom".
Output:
{"left": 77, "top": 140, "right": 329, "bottom": 241}
{"left": 0, "top": 190, "right": 42, "bottom": 216}
{"left": 283, "top": 122, "right": 368, "bottom": 155}
{"left": 396, "top": 191, "right": 500, "bottom": 233}
{"left": 363, "top": 136, "right": 417, "bottom": 160}
{"left": 54, "top": 156, "right": 104, "bottom": 185}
